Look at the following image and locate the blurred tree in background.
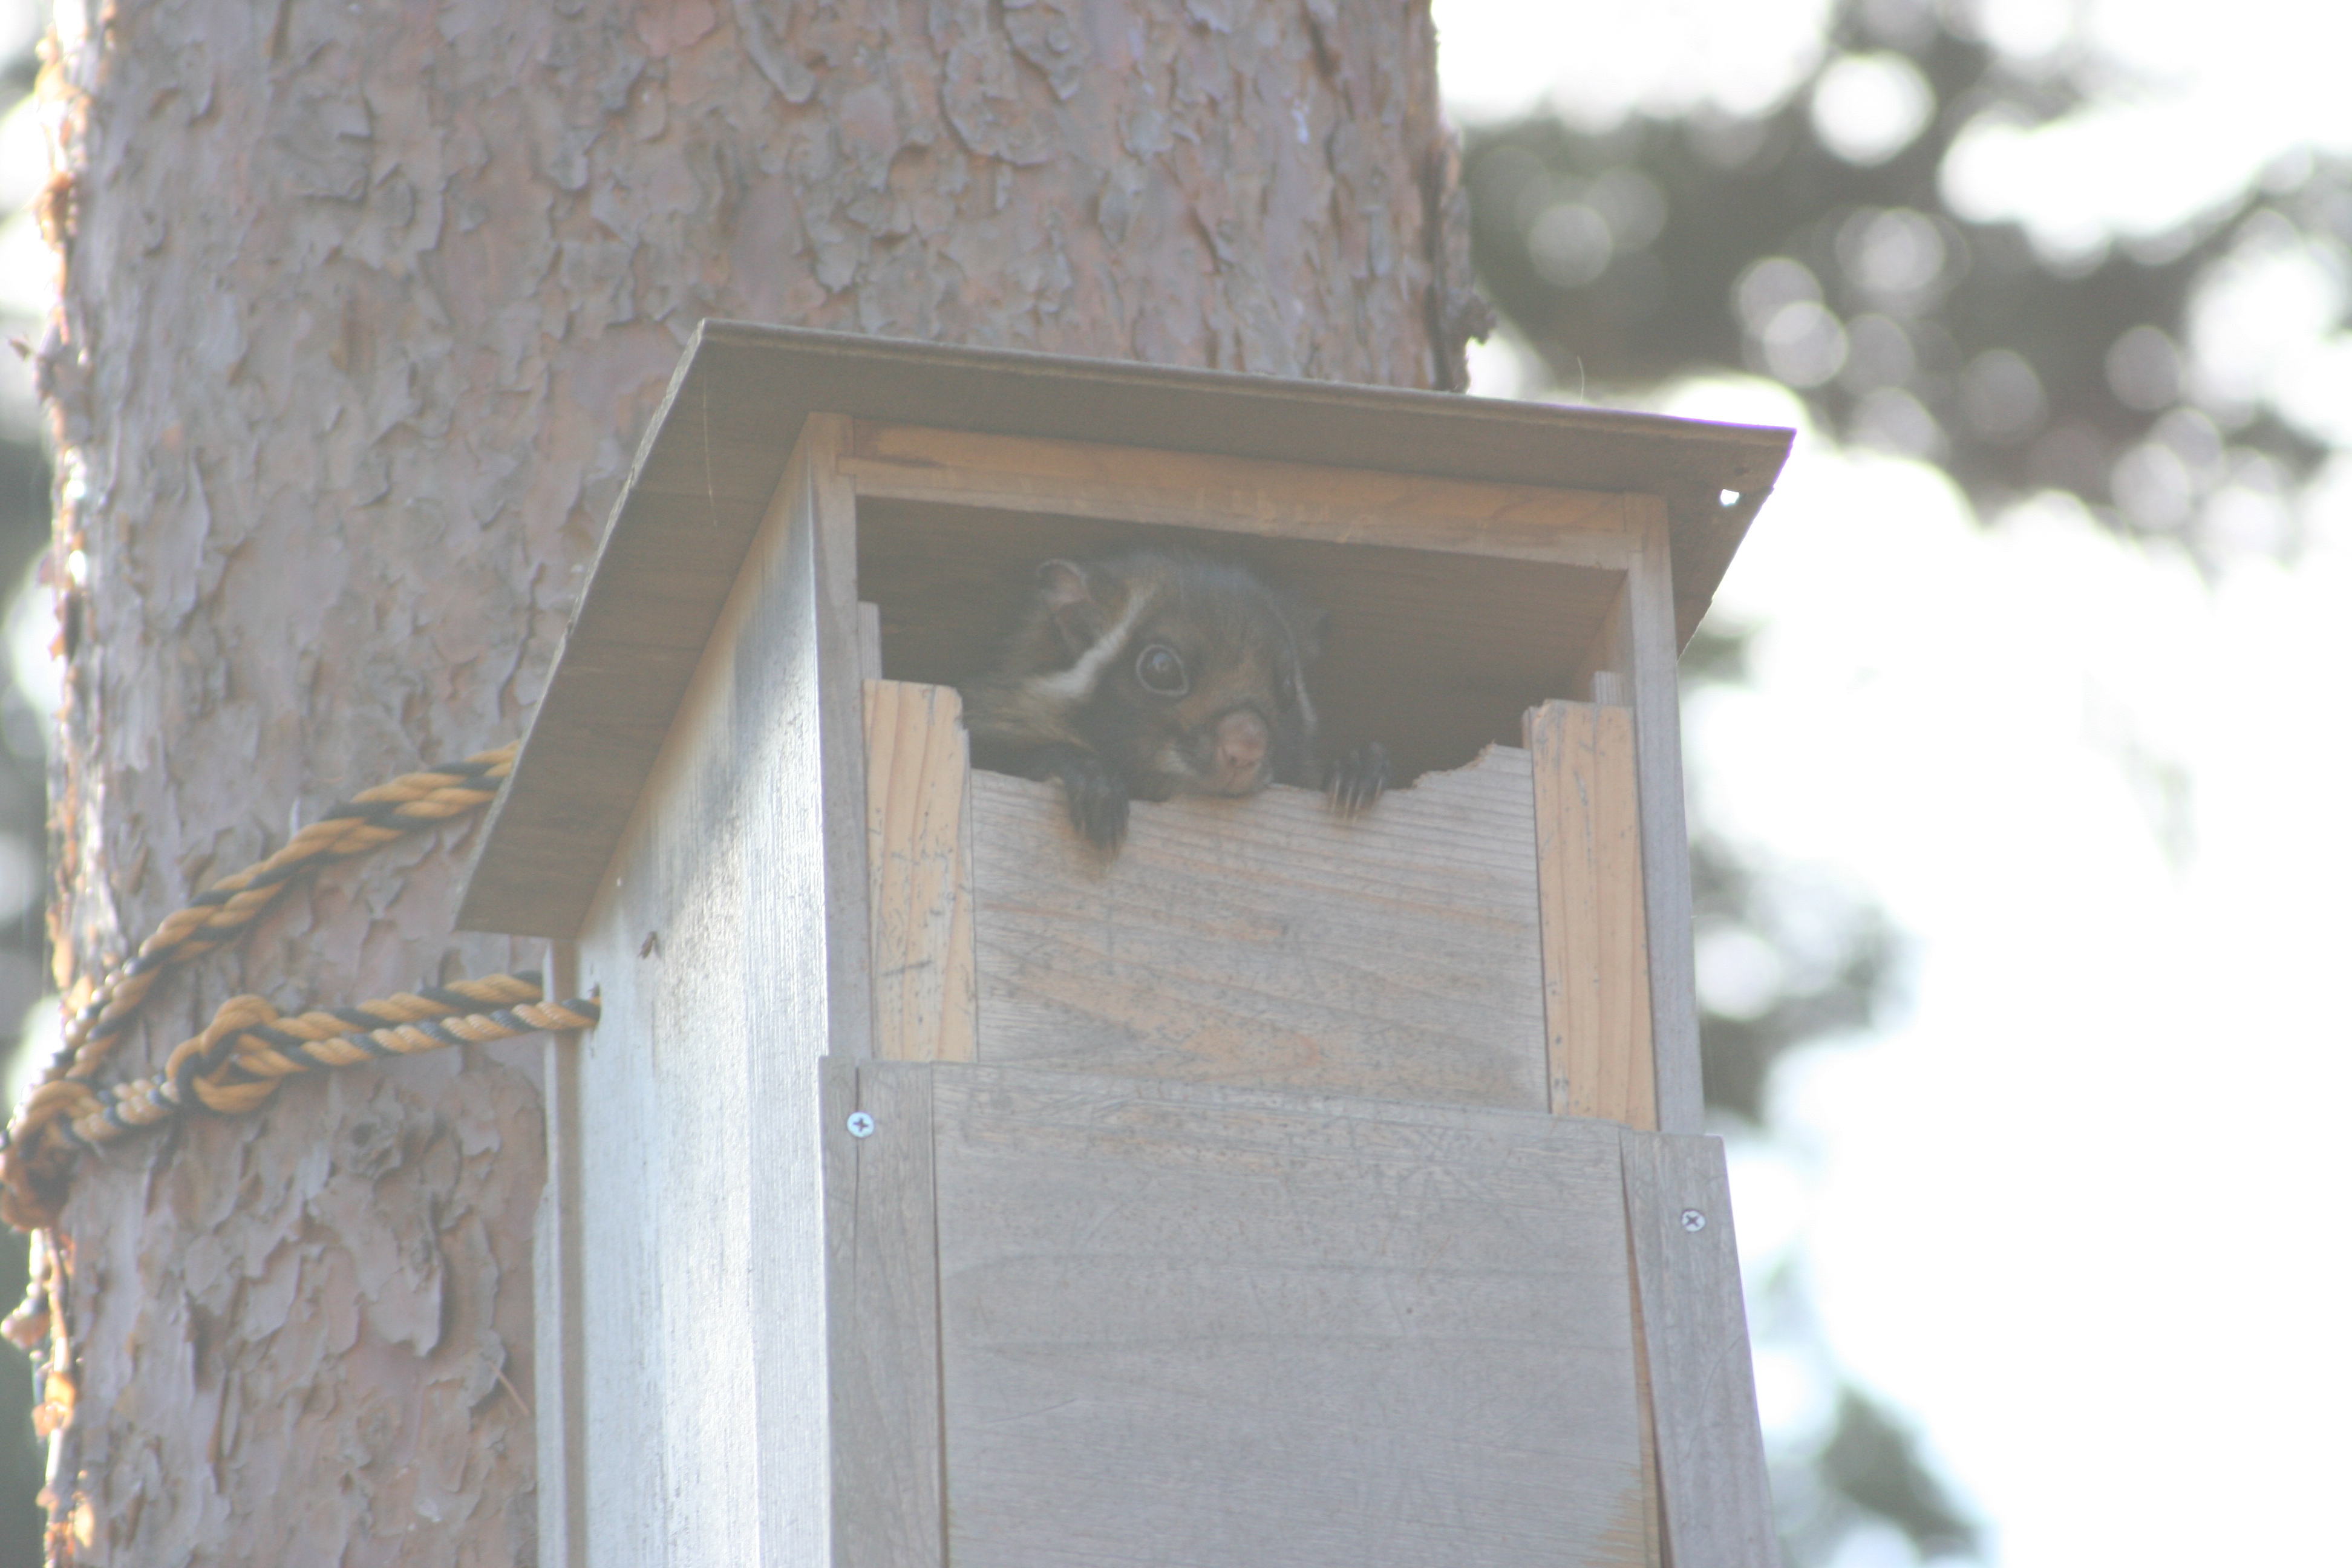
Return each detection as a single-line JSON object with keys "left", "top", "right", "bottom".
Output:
{"left": 1457, "top": 0, "right": 2348, "bottom": 1561}
{"left": 1465, "top": 0, "right": 2344, "bottom": 566}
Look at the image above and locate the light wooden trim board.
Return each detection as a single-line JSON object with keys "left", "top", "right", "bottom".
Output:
{"left": 864, "top": 678, "right": 976, "bottom": 1064}
{"left": 843, "top": 419, "right": 1643, "bottom": 570}
{"left": 1528, "top": 700, "right": 1657, "bottom": 1129}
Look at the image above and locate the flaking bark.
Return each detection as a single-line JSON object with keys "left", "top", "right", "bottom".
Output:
{"left": 30, "top": 0, "right": 1480, "bottom": 1559}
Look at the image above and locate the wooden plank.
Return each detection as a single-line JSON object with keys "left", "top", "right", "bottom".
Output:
{"left": 460, "top": 325, "right": 1791, "bottom": 941}
{"left": 864, "top": 680, "right": 976, "bottom": 1063}
{"left": 844, "top": 420, "right": 1639, "bottom": 569}
{"left": 1527, "top": 701, "right": 1657, "bottom": 1129}
{"left": 1620, "top": 501, "right": 1704, "bottom": 1135}
{"left": 1622, "top": 1130, "right": 1780, "bottom": 1568}
{"left": 566, "top": 879, "right": 675, "bottom": 1568}
{"left": 560, "top": 416, "right": 867, "bottom": 1566}
{"left": 930, "top": 1065, "right": 1652, "bottom": 1568}
{"left": 1630, "top": 1275, "right": 1666, "bottom": 1568}
{"left": 805, "top": 413, "right": 878, "bottom": 1063}
{"left": 969, "top": 746, "right": 1549, "bottom": 1110}
{"left": 822, "top": 1060, "right": 946, "bottom": 1568}
{"left": 740, "top": 414, "right": 874, "bottom": 1559}
{"left": 533, "top": 939, "right": 588, "bottom": 1568}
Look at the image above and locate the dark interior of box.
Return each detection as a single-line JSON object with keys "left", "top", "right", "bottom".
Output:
{"left": 855, "top": 499, "right": 1624, "bottom": 786}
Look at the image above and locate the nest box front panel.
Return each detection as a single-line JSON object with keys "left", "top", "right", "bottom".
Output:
{"left": 923, "top": 1066, "right": 1652, "bottom": 1568}
{"left": 967, "top": 748, "right": 1550, "bottom": 1109}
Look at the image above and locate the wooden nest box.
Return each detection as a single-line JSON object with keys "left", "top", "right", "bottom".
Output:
{"left": 462, "top": 325, "right": 1795, "bottom": 1568}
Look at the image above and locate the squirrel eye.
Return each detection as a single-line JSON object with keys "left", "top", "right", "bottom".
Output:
{"left": 1134, "top": 644, "right": 1189, "bottom": 697}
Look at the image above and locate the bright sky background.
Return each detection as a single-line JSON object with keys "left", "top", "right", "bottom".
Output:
{"left": 1436, "top": 2, "right": 2352, "bottom": 1564}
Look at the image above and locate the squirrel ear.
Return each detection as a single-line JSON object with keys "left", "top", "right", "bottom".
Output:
{"left": 1036, "top": 560, "right": 1104, "bottom": 657}
{"left": 1036, "top": 558, "right": 1092, "bottom": 607}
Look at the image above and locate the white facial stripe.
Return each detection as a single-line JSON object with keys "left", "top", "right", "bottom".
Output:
{"left": 1029, "top": 581, "right": 1158, "bottom": 705}
{"left": 1263, "top": 606, "right": 1316, "bottom": 736}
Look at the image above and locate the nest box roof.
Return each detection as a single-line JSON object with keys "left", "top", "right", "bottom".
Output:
{"left": 459, "top": 322, "right": 1791, "bottom": 938}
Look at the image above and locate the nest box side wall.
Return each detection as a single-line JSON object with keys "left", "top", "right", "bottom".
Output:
{"left": 558, "top": 416, "right": 873, "bottom": 1563}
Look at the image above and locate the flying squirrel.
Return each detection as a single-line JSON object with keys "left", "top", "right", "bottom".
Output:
{"left": 959, "top": 550, "right": 1390, "bottom": 851}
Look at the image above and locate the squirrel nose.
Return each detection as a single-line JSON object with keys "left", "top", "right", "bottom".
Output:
{"left": 1214, "top": 709, "right": 1269, "bottom": 785}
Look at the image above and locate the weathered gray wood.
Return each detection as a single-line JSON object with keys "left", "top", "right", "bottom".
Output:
{"left": 535, "top": 939, "right": 589, "bottom": 1568}
{"left": 460, "top": 326, "right": 1793, "bottom": 939}
{"left": 969, "top": 746, "right": 1549, "bottom": 1110}
{"left": 561, "top": 419, "right": 864, "bottom": 1566}
{"left": 929, "top": 1066, "right": 1653, "bottom": 1568}
{"left": 822, "top": 1060, "right": 945, "bottom": 1568}
{"left": 1621, "top": 502, "right": 1705, "bottom": 1135}
{"left": 1622, "top": 1131, "right": 1780, "bottom": 1568}
{"left": 564, "top": 877, "right": 667, "bottom": 1568}
{"left": 804, "top": 414, "right": 878, "bottom": 1063}
{"left": 743, "top": 417, "right": 874, "bottom": 1561}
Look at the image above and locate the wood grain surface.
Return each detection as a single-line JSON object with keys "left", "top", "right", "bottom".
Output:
{"left": 823, "top": 1060, "right": 946, "bottom": 1568}
{"left": 534, "top": 941, "right": 589, "bottom": 1568}
{"left": 864, "top": 679, "right": 976, "bottom": 1063}
{"left": 1529, "top": 700, "right": 1658, "bottom": 1128}
{"left": 1619, "top": 506, "right": 1704, "bottom": 1134}
{"left": 1622, "top": 1131, "right": 1782, "bottom": 1568}
{"left": 929, "top": 1065, "right": 1652, "bottom": 1568}
{"left": 558, "top": 422, "right": 864, "bottom": 1566}
{"left": 844, "top": 419, "right": 1638, "bottom": 566}
{"left": 969, "top": 745, "right": 1549, "bottom": 1109}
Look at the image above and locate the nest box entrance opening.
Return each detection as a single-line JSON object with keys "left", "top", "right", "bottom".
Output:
{"left": 856, "top": 497, "right": 1626, "bottom": 785}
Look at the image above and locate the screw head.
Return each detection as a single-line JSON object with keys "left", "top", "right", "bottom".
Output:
{"left": 846, "top": 1111, "right": 876, "bottom": 1138}
{"left": 1679, "top": 1208, "right": 1707, "bottom": 1233}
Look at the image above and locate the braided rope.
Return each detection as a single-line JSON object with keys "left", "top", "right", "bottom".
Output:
{"left": 1, "top": 972, "right": 598, "bottom": 1230}
{"left": 48, "top": 741, "right": 517, "bottom": 1088}
{"left": 0, "top": 740, "right": 524, "bottom": 1232}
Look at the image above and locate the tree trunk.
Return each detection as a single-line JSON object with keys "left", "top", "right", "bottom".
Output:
{"left": 29, "top": 1, "right": 1480, "bottom": 1560}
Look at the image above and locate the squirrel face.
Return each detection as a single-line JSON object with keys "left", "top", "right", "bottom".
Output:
{"left": 960, "top": 549, "right": 1384, "bottom": 850}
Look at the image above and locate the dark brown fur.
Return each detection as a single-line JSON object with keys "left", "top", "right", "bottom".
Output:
{"left": 961, "top": 551, "right": 1387, "bottom": 849}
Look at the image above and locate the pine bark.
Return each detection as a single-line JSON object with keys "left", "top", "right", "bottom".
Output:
{"left": 30, "top": 1, "right": 1480, "bottom": 1560}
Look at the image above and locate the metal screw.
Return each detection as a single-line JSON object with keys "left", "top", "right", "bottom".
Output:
{"left": 1679, "top": 1208, "right": 1707, "bottom": 1233}
{"left": 846, "top": 1111, "right": 875, "bottom": 1138}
